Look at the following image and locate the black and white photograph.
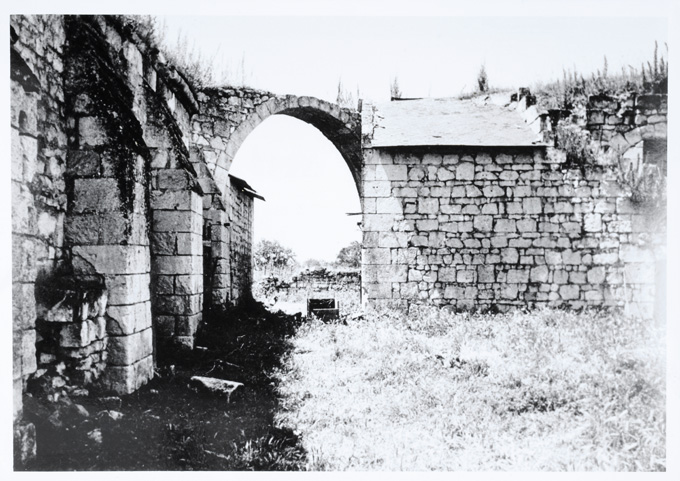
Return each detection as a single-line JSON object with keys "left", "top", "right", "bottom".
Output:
{"left": 6, "top": 0, "right": 678, "bottom": 473}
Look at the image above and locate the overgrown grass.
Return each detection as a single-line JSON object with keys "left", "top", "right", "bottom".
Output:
{"left": 273, "top": 308, "right": 665, "bottom": 470}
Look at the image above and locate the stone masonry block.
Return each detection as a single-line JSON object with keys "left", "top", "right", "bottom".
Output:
{"left": 495, "top": 219, "right": 516, "bottom": 233}
{"left": 587, "top": 266, "right": 606, "bottom": 284}
{"left": 376, "top": 197, "right": 404, "bottom": 214}
{"left": 517, "top": 219, "right": 537, "bottom": 232}
{"left": 562, "top": 248, "right": 582, "bottom": 264}
{"left": 544, "top": 250, "right": 564, "bottom": 265}
{"left": 364, "top": 282, "right": 392, "bottom": 299}
{"left": 59, "top": 317, "right": 107, "bottom": 348}
{"left": 483, "top": 185, "right": 505, "bottom": 197}
{"left": 362, "top": 264, "right": 383, "bottom": 283}
{"left": 158, "top": 169, "right": 193, "bottom": 191}
{"left": 12, "top": 282, "right": 36, "bottom": 331}
{"left": 12, "top": 183, "right": 36, "bottom": 235}
{"left": 152, "top": 275, "right": 175, "bottom": 296}
{"left": 530, "top": 265, "right": 549, "bottom": 282}
{"left": 72, "top": 246, "right": 150, "bottom": 275}
{"left": 107, "top": 328, "right": 154, "bottom": 366}
{"left": 584, "top": 214, "right": 602, "bottom": 232}
{"left": 155, "top": 315, "right": 176, "bottom": 338}
{"left": 155, "top": 293, "right": 202, "bottom": 316}
{"left": 175, "top": 275, "right": 203, "bottom": 295}
{"left": 559, "top": 285, "right": 580, "bottom": 300}
{"left": 153, "top": 255, "right": 203, "bottom": 275}
{"left": 363, "top": 214, "right": 397, "bottom": 232}
{"left": 370, "top": 164, "right": 408, "bottom": 181}
{"left": 72, "top": 178, "right": 122, "bottom": 213}
{"left": 437, "top": 167, "right": 455, "bottom": 181}
{"left": 477, "top": 265, "right": 495, "bottom": 283}
{"left": 151, "top": 232, "right": 177, "bottom": 255}
{"left": 101, "top": 354, "right": 153, "bottom": 395}
{"left": 19, "top": 329, "right": 37, "bottom": 378}
{"left": 106, "top": 274, "right": 151, "bottom": 306}
{"left": 507, "top": 269, "right": 529, "bottom": 283}
{"left": 438, "top": 267, "right": 457, "bottom": 282}
{"left": 176, "top": 313, "right": 203, "bottom": 337}
{"left": 150, "top": 190, "right": 193, "bottom": 210}
{"left": 364, "top": 181, "right": 392, "bottom": 197}
{"left": 378, "top": 232, "right": 409, "bottom": 248}
{"left": 152, "top": 210, "right": 202, "bottom": 234}
{"left": 66, "top": 150, "right": 101, "bottom": 177}
{"left": 78, "top": 117, "right": 108, "bottom": 146}
{"left": 522, "top": 197, "right": 542, "bottom": 214}
{"left": 473, "top": 215, "right": 493, "bottom": 232}
{"left": 456, "top": 163, "right": 475, "bottom": 180}
{"left": 106, "top": 301, "right": 152, "bottom": 335}
{"left": 418, "top": 198, "right": 439, "bottom": 214}
{"left": 176, "top": 233, "right": 203, "bottom": 255}
{"left": 65, "top": 212, "right": 127, "bottom": 245}
{"left": 364, "top": 248, "right": 391, "bottom": 265}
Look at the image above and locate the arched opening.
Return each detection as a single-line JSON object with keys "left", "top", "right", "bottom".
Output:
{"left": 228, "top": 114, "right": 363, "bottom": 313}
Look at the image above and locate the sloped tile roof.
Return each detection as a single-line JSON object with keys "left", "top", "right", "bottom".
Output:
{"left": 363, "top": 94, "right": 543, "bottom": 147}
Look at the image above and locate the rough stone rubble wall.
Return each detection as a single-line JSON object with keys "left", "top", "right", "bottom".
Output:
{"left": 361, "top": 146, "right": 665, "bottom": 317}
{"left": 11, "top": 15, "right": 68, "bottom": 462}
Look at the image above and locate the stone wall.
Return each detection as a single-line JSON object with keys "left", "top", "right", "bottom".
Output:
{"left": 361, "top": 145, "right": 665, "bottom": 317}
{"left": 228, "top": 179, "right": 255, "bottom": 303}
{"left": 146, "top": 78, "right": 204, "bottom": 351}
{"left": 11, "top": 15, "right": 68, "bottom": 464}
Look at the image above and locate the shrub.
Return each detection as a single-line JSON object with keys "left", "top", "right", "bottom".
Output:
{"left": 477, "top": 63, "right": 489, "bottom": 93}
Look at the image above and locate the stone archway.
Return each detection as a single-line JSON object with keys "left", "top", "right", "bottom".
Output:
{"left": 195, "top": 89, "right": 362, "bottom": 196}
{"left": 191, "top": 88, "right": 363, "bottom": 311}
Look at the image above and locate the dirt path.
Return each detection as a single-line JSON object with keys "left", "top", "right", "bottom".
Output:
{"left": 22, "top": 303, "right": 307, "bottom": 471}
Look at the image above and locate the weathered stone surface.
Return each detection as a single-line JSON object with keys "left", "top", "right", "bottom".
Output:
{"left": 152, "top": 210, "right": 202, "bottom": 234}
{"left": 72, "top": 246, "right": 150, "bottom": 275}
{"left": 157, "top": 169, "right": 193, "bottom": 191}
{"left": 152, "top": 255, "right": 203, "bottom": 275}
{"left": 59, "top": 317, "right": 107, "bottom": 348}
{"left": 101, "top": 355, "right": 154, "bottom": 395}
{"left": 106, "top": 301, "right": 152, "bottom": 335}
{"left": 107, "top": 328, "right": 153, "bottom": 366}
{"left": 72, "top": 179, "right": 122, "bottom": 213}
{"left": 190, "top": 376, "right": 243, "bottom": 401}
{"left": 106, "top": 274, "right": 151, "bottom": 306}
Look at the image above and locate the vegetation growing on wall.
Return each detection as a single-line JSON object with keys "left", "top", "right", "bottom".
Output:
{"left": 534, "top": 43, "right": 668, "bottom": 110}
{"left": 63, "top": 15, "right": 151, "bottom": 220}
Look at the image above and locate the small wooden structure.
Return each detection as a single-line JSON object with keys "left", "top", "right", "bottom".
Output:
{"left": 307, "top": 298, "right": 340, "bottom": 321}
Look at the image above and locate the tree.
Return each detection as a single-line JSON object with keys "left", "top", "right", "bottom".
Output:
{"left": 335, "top": 241, "right": 361, "bottom": 268}
{"left": 390, "top": 76, "right": 402, "bottom": 99}
{"left": 254, "top": 239, "right": 296, "bottom": 277}
{"left": 477, "top": 63, "right": 488, "bottom": 93}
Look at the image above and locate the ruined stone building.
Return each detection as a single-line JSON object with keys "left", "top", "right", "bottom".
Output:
{"left": 360, "top": 95, "right": 666, "bottom": 315}
{"left": 11, "top": 14, "right": 666, "bottom": 463}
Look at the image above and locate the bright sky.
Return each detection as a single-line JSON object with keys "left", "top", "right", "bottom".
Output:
{"left": 154, "top": 5, "right": 669, "bottom": 263}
